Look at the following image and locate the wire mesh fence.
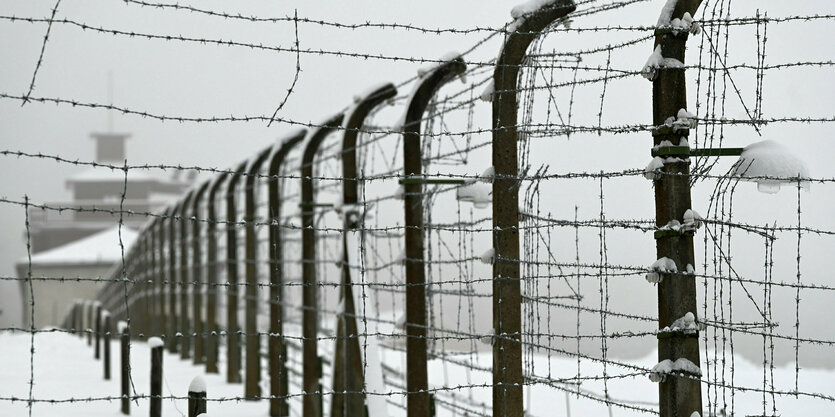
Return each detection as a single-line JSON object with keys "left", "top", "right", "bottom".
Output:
{"left": 2, "top": 1, "right": 834, "bottom": 416}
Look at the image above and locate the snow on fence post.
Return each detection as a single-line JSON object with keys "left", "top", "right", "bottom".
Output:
{"left": 648, "top": 1, "right": 704, "bottom": 417}
{"left": 119, "top": 320, "right": 130, "bottom": 415}
{"left": 104, "top": 312, "right": 112, "bottom": 380}
{"left": 300, "top": 113, "right": 345, "bottom": 417}
{"left": 267, "top": 130, "right": 306, "bottom": 417}
{"left": 401, "top": 56, "right": 466, "bottom": 417}
{"left": 187, "top": 376, "right": 207, "bottom": 417}
{"left": 490, "top": 2, "right": 575, "bottom": 417}
{"left": 149, "top": 337, "right": 164, "bottom": 417}
{"left": 95, "top": 302, "right": 102, "bottom": 359}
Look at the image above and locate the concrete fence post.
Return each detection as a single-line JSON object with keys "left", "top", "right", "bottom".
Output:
{"left": 331, "top": 83, "right": 397, "bottom": 417}
{"left": 95, "top": 303, "right": 102, "bottom": 359}
{"left": 205, "top": 174, "right": 230, "bottom": 375}
{"left": 104, "top": 312, "right": 112, "bottom": 380}
{"left": 168, "top": 205, "right": 179, "bottom": 354}
{"left": 490, "top": 3, "right": 574, "bottom": 417}
{"left": 179, "top": 192, "right": 195, "bottom": 360}
{"left": 244, "top": 147, "right": 273, "bottom": 399}
{"left": 401, "top": 57, "right": 466, "bottom": 417}
{"left": 266, "top": 129, "right": 307, "bottom": 417}
{"left": 225, "top": 161, "right": 248, "bottom": 384}
{"left": 300, "top": 114, "right": 345, "bottom": 417}
{"left": 192, "top": 181, "right": 211, "bottom": 365}
{"left": 149, "top": 337, "right": 164, "bottom": 417}
{"left": 119, "top": 321, "right": 130, "bottom": 415}
{"left": 650, "top": 1, "right": 704, "bottom": 416}
{"left": 86, "top": 300, "right": 93, "bottom": 345}
{"left": 188, "top": 376, "right": 207, "bottom": 417}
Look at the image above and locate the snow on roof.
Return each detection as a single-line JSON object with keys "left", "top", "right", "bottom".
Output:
{"left": 25, "top": 226, "right": 138, "bottom": 266}
{"left": 68, "top": 167, "right": 157, "bottom": 183}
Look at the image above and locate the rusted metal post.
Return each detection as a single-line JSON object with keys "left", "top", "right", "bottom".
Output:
{"left": 192, "top": 181, "right": 210, "bottom": 365}
{"left": 267, "top": 129, "right": 307, "bottom": 417}
{"left": 491, "top": 3, "right": 574, "bottom": 417}
{"left": 168, "top": 205, "right": 179, "bottom": 353}
{"left": 226, "top": 161, "right": 248, "bottom": 384}
{"left": 243, "top": 147, "right": 272, "bottom": 398}
{"left": 205, "top": 174, "right": 229, "bottom": 374}
{"left": 180, "top": 192, "right": 195, "bottom": 359}
{"left": 650, "top": 2, "right": 703, "bottom": 417}
{"left": 331, "top": 83, "right": 397, "bottom": 417}
{"left": 402, "top": 57, "right": 466, "bottom": 417}
{"left": 301, "top": 113, "right": 344, "bottom": 417}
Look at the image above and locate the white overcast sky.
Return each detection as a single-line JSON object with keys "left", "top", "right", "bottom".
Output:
{"left": 1, "top": 0, "right": 833, "bottom": 367}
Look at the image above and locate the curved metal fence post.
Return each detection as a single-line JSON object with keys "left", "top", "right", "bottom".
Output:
{"left": 206, "top": 173, "right": 231, "bottom": 374}
{"left": 226, "top": 161, "right": 248, "bottom": 384}
{"left": 138, "top": 234, "right": 149, "bottom": 338}
{"left": 146, "top": 218, "right": 161, "bottom": 337}
{"left": 167, "top": 205, "right": 179, "bottom": 353}
{"left": 192, "top": 181, "right": 211, "bottom": 365}
{"left": 301, "top": 114, "right": 344, "bottom": 417}
{"left": 491, "top": 3, "right": 574, "bottom": 417}
{"left": 156, "top": 216, "right": 168, "bottom": 348}
{"left": 243, "top": 146, "right": 273, "bottom": 398}
{"left": 332, "top": 83, "right": 397, "bottom": 417}
{"left": 651, "top": 1, "right": 704, "bottom": 416}
{"left": 402, "top": 57, "right": 466, "bottom": 417}
{"left": 180, "top": 191, "right": 196, "bottom": 359}
{"left": 148, "top": 218, "right": 159, "bottom": 339}
{"left": 267, "top": 130, "right": 306, "bottom": 417}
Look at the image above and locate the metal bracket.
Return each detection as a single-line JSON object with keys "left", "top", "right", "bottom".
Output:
{"left": 398, "top": 177, "right": 467, "bottom": 185}
{"left": 654, "top": 229, "right": 695, "bottom": 239}
{"left": 651, "top": 146, "right": 745, "bottom": 158}
{"left": 298, "top": 202, "right": 334, "bottom": 209}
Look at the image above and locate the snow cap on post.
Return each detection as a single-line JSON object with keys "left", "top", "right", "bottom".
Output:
{"left": 189, "top": 375, "right": 207, "bottom": 393}
{"left": 116, "top": 320, "right": 128, "bottom": 334}
{"left": 511, "top": 0, "right": 564, "bottom": 19}
{"left": 148, "top": 337, "right": 164, "bottom": 349}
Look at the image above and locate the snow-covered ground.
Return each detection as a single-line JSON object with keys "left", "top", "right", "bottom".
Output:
{"left": 1, "top": 331, "right": 833, "bottom": 416}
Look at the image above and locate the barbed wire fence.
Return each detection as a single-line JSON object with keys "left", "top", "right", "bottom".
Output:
{"left": 2, "top": 0, "right": 834, "bottom": 416}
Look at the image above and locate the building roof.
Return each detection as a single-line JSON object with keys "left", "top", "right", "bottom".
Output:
{"left": 67, "top": 167, "right": 157, "bottom": 183}
{"left": 22, "top": 226, "right": 138, "bottom": 266}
